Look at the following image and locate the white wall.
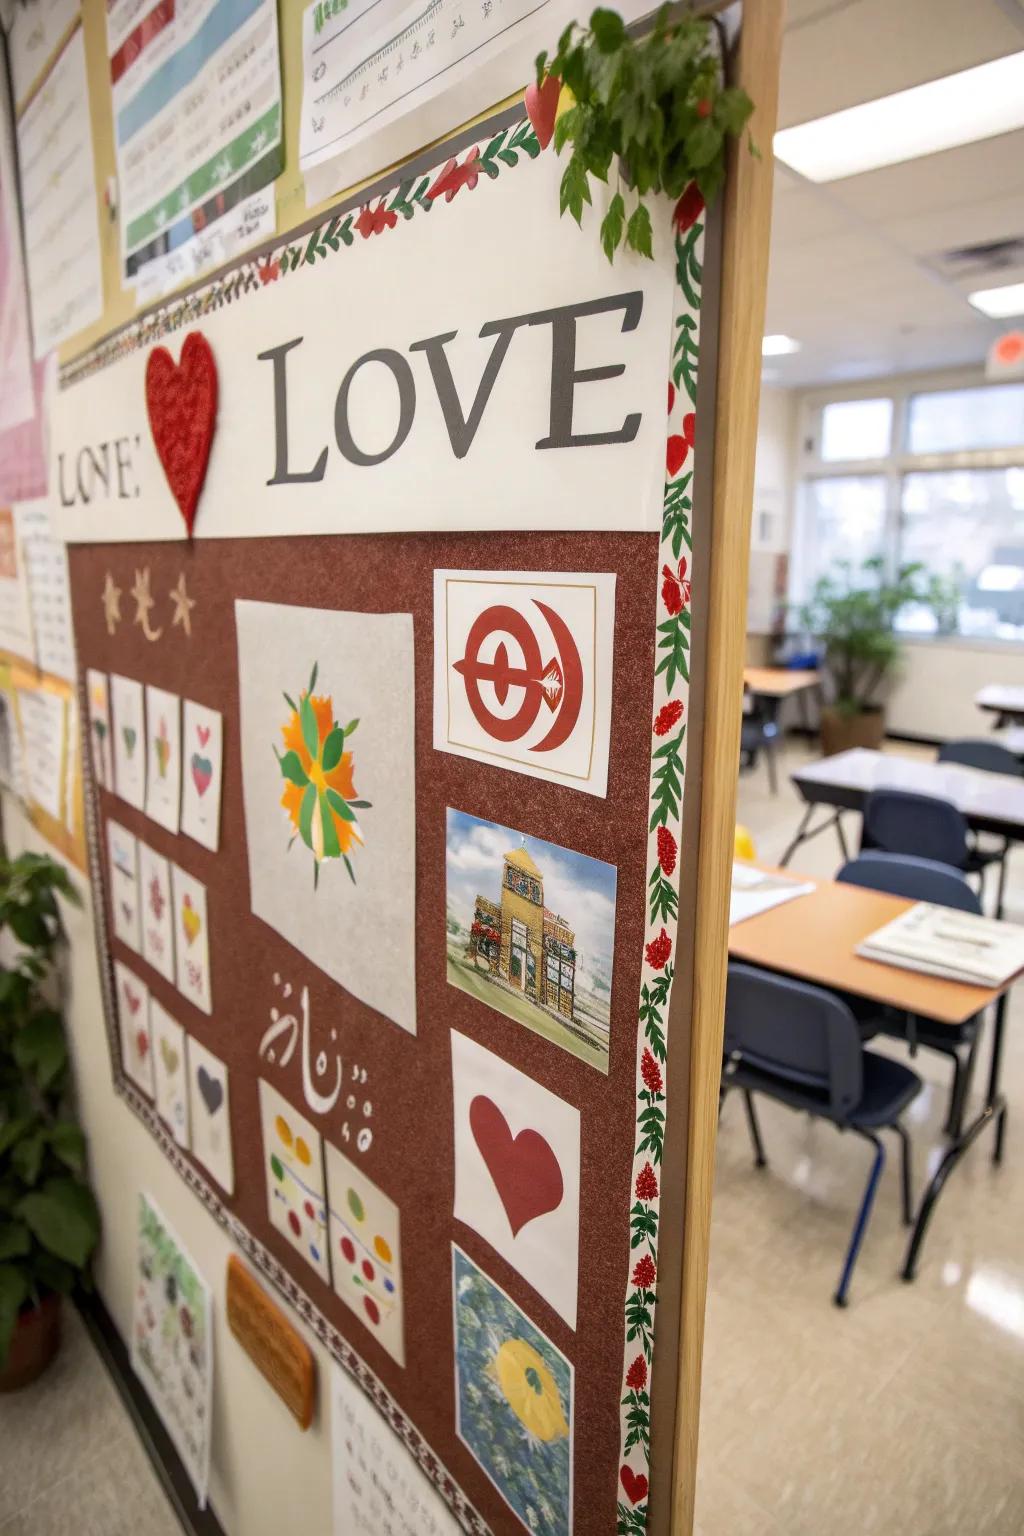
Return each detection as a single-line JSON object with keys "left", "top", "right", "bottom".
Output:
{"left": 748, "top": 386, "right": 797, "bottom": 635}
{"left": 886, "top": 638, "right": 1023, "bottom": 740}
{"left": 3, "top": 798, "right": 334, "bottom": 1536}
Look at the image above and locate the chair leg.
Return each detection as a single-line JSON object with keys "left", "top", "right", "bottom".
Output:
{"left": 766, "top": 737, "right": 779, "bottom": 795}
{"left": 834, "top": 1130, "right": 885, "bottom": 1308}
{"left": 943, "top": 1049, "right": 965, "bottom": 1139}
{"left": 947, "top": 1032, "right": 981, "bottom": 1141}
{"left": 994, "top": 844, "right": 1009, "bottom": 920}
{"left": 742, "top": 1090, "right": 767, "bottom": 1168}
{"left": 892, "top": 1122, "right": 913, "bottom": 1226}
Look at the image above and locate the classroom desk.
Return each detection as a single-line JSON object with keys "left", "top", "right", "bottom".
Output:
{"left": 741, "top": 669, "right": 822, "bottom": 793}
{"left": 976, "top": 684, "right": 1024, "bottom": 728}
{"left": 783, "top": 749, "right": 1024, "bottom": 896}
{"left": 994, "top": 727, "right": 1024, "bottom": 764}
{"left": 728, "top": 872, "right": 1020, "bottom": 1280}
{"left": 743, "top": 666, "right": 821, "bottom": 698}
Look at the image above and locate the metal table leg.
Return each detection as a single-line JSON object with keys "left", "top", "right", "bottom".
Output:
{"left": 779, "top": 803, "right": 847, "bottom": 868}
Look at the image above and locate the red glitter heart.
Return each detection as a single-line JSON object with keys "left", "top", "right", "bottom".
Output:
{"left": 145, "top": 332, "right": 218, "bottom": 538}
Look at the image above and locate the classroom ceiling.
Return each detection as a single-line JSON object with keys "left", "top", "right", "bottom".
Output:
{"left": 763, "top": 0, "right": 1024, "bottom": 388}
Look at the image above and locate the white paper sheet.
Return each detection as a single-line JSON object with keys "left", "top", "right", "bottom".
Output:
{"left": 0, "top": 509, "right": 36, "bottom": 662}
{"left": 7, "top": 0, "right": 81, "bottom": 111}
{"left": 857, "top": 902, "right": 1024, "bottom": 987}
{"left": 729, "top": 863, "right": 815, "bottom": 927}
{"left": 16, "top": 25, "right": 103, "bottom": 356}
{"left": 15, "top": 686, "right": 65, "bottom": 821}
{"left": 12, "top": 500, "right": 75, "bottom": 681}
{"left": 0, "top": 54, "right": 35, "bottom": 431}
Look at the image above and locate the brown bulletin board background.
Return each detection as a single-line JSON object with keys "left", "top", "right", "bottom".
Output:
{"left": 71, "top": 525, "right": 684, "bottom": 1534}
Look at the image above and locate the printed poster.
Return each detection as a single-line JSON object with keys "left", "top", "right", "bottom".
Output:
{"left": 236, "top": 600, "right": 416, "bottom": 1034}
{"left": 433, "top": 569, "right": 615, "bottom": 796}
{"left": 107, "top": 0, "right": 282, "bottom": 291}
{"left": 132, "top": 1193, "right": 213, "bottom": 1507}
{"left": 330, "top": 1359, "right": 462, "bottom": 1536}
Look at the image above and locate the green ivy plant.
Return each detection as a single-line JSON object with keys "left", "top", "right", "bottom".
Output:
{"left": 0, "top": 852, "right": 99, "bottom": 1367}
{"left": 536, "top": 6, "right": 753, "bottom": 261}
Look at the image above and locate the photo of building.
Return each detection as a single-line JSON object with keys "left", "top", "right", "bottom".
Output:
{"left": 446, "top": 809, "right": 616, "bottom": 1073}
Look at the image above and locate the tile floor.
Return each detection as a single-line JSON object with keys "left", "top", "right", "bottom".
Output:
{"left": 694, "top": 736, "right": 1024, "bottom": 1536}
{"left": 2, "top": 736, "right": 1021, "bottom": 1535}
{"left": 0, "top": 1304, "right": 181, "bottom": 1534}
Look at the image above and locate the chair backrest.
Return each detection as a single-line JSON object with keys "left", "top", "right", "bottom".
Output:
{"left": 861, "top": 787, "right": 969, "bottom": 868}
{"left": 937, "top": 738, "right": 1024, "bottom": 778}
{"left": 838, "top": 850, "right": 982, "bottom": 914}
{"left": 724, "top": 962, "right": 863, "bottom": 1122}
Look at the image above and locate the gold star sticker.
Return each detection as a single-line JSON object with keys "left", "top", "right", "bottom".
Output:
{"left": 101, "top": 572, "right": 121, "bottom": 635}
{"left": 168, "top": 572, "right": 196, "bottom": 638}
{"left": 130, "top": 568, "right": 163, "bottom": 642}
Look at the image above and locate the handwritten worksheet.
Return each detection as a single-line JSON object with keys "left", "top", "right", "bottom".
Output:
{"left": 107, "top": 0, "right": 283, "bottom": 293}
{"left": 13, "top": 501, "right": 76, "bottom": 682}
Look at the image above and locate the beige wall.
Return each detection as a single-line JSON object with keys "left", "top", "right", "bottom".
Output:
{"left": 886, "top": 639, "right": 1023, "bottom": 741}
{"left": 3, "top": 797, "right": 335, "bottom": 1536}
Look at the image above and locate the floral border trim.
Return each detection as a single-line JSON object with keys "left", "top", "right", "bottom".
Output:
{"left": 617, "top": 198, "right": 704, "bottom": 1533}
{"left": 60, "top": 119, "right": 540, "bottom": 391}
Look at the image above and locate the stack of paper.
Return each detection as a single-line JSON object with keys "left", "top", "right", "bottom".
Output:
{"left": 729, "top": 863, "right": 815, "bottom": 926}
{"left": 857, "top": 903, "right": 1024, "bottom": 987}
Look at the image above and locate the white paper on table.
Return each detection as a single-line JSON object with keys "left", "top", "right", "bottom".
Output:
{"left": 729, "top": 862, "right": 815, "bottom": 927}
{"left": 330, "top": 1360, "right": 463, "bottom": 1536}
{"left": 857, "top": 902, "right": 1024, "bottom": 988}
{"left": 108, "top": 0, "right": 282, "bottom": 289}
{"left": 14, "top": 687, "right": 65, "bottom": 821}
{"left": 16, "top": 25, "right": 103, "bottom": 357}
{"left": 12, "top": 501, "right": 76, "bottom": 681}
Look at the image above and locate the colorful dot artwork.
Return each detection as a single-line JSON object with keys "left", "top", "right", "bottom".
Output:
{"left": 325, "top": 1140, "right": 405, "bottom": 1368}
{"left": 259, "top": 1079, "right": 330, "bottom": 1286}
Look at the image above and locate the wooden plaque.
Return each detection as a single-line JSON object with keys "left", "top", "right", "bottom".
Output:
{"left": 226, "top": 1255, "right": 315, "bottom": 1430}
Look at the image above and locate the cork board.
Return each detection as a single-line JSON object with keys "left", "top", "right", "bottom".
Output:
{"left": 61, "top": 103, "right": 721, "bottom": 1536}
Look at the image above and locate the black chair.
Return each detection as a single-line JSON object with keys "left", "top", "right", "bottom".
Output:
{"left": 838, "top": 851, "right": 985, "bottom": 1138}
{"left": 722, "top": 962, "right": 921, "bottom": 1307}
{"left": 937, "top": 739, "right": 1022, "bottom": 913}
{"left": 740, "top": 694, "right": 780, "bottom": 794}
{"left": 861, "top": 786, "right": 1007, "bottom": 914}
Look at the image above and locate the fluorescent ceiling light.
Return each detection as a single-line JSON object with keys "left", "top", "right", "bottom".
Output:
{"left": 762, "top": 334, "right": 800, "bottom": 356}
{"left": 969, "top": 282, "right": 1024, "bottom": 319}
{"left": 774, "top": 50, "right": 1024, "bottom": 182}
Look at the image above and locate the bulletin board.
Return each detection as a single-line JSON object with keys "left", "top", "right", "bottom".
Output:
{"left": 56, "top": 84, "right": 723, "bottom": 1536}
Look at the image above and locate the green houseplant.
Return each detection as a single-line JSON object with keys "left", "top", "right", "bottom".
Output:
{"left": 798, "top": 557, "right": 936, "bottom": 755}
{"left": 0, "top": 851, "right": 99, "bottom": 1390}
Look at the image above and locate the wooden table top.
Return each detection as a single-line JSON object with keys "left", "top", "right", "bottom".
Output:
{"left": 743, "top": 666, "right": 820, "bottom": 697}
{"left": 791, "top": 747, "right": 1024, "bottom": 834}
{"left": 728, "top": 872, "right": 1018, "bottom": 1026}
{"left": 977, "top": 684, "right": 1024, "bottom": 714}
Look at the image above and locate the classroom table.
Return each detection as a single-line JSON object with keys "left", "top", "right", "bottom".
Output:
{"left": 976, "top": 684, "right": 1024, "bottom": 728}
{"left": 783, "top": 750, "right": 1024, "bottom": 915}
{"left": 728, "top": 871, "right": 1021, "bottom": 1280}
{"left": 741, "top": 669, "right": 822, "bottom": 793}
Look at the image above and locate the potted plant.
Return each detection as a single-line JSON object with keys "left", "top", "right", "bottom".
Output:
{"left": 0, "top": 851, "right": 99, "bottom": 1391}
{"left": 798, "top": 557, "right": 935, "bottom": 756}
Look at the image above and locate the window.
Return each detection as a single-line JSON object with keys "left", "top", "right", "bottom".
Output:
{"left": 795, "top": 379, "right": 1024, "bottom": 641}
{"left": 819, "top": 397, "right": 893, "bottom": 461}
{"left": 906, "top": 383, "right": 1024, "bottom": 455}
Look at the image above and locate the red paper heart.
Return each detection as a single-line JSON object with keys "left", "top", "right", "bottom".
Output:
{"left": 197, "top": 725, "right": 211, "bottom": 747}
{"left": 620, "top": 1466, "right": 648, "bottom": 1506}
{"left": 136, "top": 1029, "right": 149, "bottom": 1058}
{"left": 145, "top": 331, "right": 218, "bottom": 537}
{"left": 525, "top": 73, "right": 561, "bottom": 150}
{"left": 469, "top": 1095, "right": 563, "bottom": 1237}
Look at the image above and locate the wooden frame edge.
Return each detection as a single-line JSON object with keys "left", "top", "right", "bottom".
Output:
{"left": 672, "top": 1, "right": 786, "bottom": 1530}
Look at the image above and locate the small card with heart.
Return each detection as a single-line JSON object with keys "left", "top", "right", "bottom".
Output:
{"left": 138, "top": 841, "right": 175, "bottom": 983}
{"left": 110, "top": 673, "right": 146, "bottom": 810}
{"left": 451, "top": 1029, "right": 580, "bottom": 1330}
{"left": 151, "top": 999, "right": 190, "bottom": 1150}
{"left": 86, "top": 670, "right": 113, "bottom": 790}
{"left": 145, "top": 685, "right": 182, "bottom": 834}
{"left": 180, "top": 700, "right": 222, "bottom": 852}
{"left": 325, "top": 1139, "right": 404, "bottom": 1367}
{"left": 171, "top": 863, "right": 211, "bottom": 1015}
{"left": 107, "top": 817, "right": 141, "bottom": 953}
{"left": 186, "top": 1036, "right": 233, "bottom": 1194}
{"left": 114, "top": 960, "right": 153, "bottom": 1098}
{"left": 258, "top": 1079, "right": 330, "bottom": 1284}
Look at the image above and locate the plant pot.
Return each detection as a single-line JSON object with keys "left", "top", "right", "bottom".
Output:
{"left": 0, "top": 1291, "right": 62, "bottom": 1392}
{"left": 820, "top": 705, "right": 885, "bottom": 757}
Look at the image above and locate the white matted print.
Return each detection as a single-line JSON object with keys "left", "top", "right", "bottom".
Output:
{"left": 180, "top": 701, "right": 223, "bottom": 852}
{"left": 451, "top": 1030, "right": 580, "bottom": 1331}
{"left": 114, "top": 959, "right": 153, "bottom": 1096}
{"left": 110, "top": 673, "right": 146, "bottom": 809}
{"left": 144, "top": 684, "right": 182, "bottom": 833}
{"left": 186, "top": 1037, "right": 233, "bottom": 1195}
{"left": 330, "top": 1360, "right": 462, "bottom": 1536}
{"left": 171, "top": 864, "right": 211, "bottom": 1015}
{"left": 434, "top": 570, "right": 615, "bottom": 797}
{"left": 151, "top": 1000, "right": 190, "bottom": 1149}
{"left": 325, "top": 1140, "right": 403, "bottom": 1367}
{"left": 86, "top": 669, "right": 112, "bottom": 789}
{"left": 107, "top": 817, "right": 141, "bottom": 953}
{"left": 258, "top": 1079, "right": 329, "bottom": 1283}
{"left": 236, "top": 601, "right": 416, "bottom": 1034}
{"left": 139, "top": 841, "right": 175, "bottom": 984}
{"left": 132, "top": 1194, "right": 212, "bottom": 1507}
